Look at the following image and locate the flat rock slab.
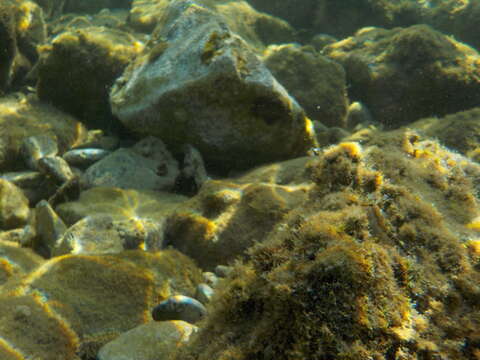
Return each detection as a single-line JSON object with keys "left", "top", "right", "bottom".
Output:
{"left": 110, "top": 0, "right": 316, "bottom": 171}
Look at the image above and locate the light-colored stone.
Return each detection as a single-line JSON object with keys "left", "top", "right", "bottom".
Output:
{"left": 34, "top": 200, "right": 67, "bottom": 257}
{"left": 97, "top": 320, "right": 196, "bottom": 360}
{"left": 82, "top": 137, "right": 179, "bottom": 191}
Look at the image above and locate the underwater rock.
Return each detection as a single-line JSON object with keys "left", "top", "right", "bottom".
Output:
{"left": 410, "top": 107, "right": 480, "bottom": 161}
{"left": 3, "top": 250, "right": 202, "bottom": 358}
{"left": 62, "top": 148, "right": 111, "bottom": 168}
{"left": 53, "top": 214, "right": 163, "bottom": 256}
{"left": 152, "top": 295, "right": 207, "bottom": 324}
{"left": 97, "top": 320, "right": 197, "bottom": 360}
{"left": 82, "top": 137, "right": 179, "bottom": 191}
{"left": 129, "top": 0, "right": 295, "bottom": 49}
{"left": 345, "top": 101, "right": 375, "bottom": 130}
{"left": 20, "top": 134, "right": 58, "bottom": 170}
{"left": 0, "top": 95, "right": 87, "bottom": 172}
{"left": 173, "top": 133, "right": 480, "bottom": 360}
{"left": 34, "top": 199, "right": 67, "bottom": 257}
{"left": 202, "top": 271, "right": 219, "bottom": 288}
{"left": 195, "top": 283, "right": 214, "bottom": 304}
{"left": 37, "top": 155, "right": 75, "bottom": 184}
{"left": 36, "top": 26, "right": 143, "bottom": 132}
{"left": 263, "top": 44, "right": 348, "bottom": 127}
{"left": 179, "top": 144, "right": 209, "bottom": 195}
{"left": 214, "top": 264, "right": 232, "bottom": 278}
{"left": 111, "top": 0, "right": 316, "bottom": 172}
{"left": 165, "top": 157, "right": 312, "bottom": 270}
{"left": 323, "top": 24, "right": 480, "bottom": 127}
{"left": 0, "top": 239, "right": 43, "bottom": 287}
{"left": 55, "top": 186, "right": 187, "bottom": 226}
{"left": 0, "top": 2, "right": 17, "bottom": 93}
{"left": 0, "top": 294, "right": 80, "bottom": 359}
{"left": 1, "top": 170, "right": 43, "bottom": 189}
{"left": 0, "top": 179, "right": 30, "bottom": 230}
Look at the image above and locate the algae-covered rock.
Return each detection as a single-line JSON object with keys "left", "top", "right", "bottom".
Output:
{"left": 98, "top": 320, "right": 196, "bottom": 360}
{"left": 37, "top": 26, "right": 143, "bottom": 132}
{"left": 55, "top": 186, "right": 187, "bottom": 226}
{"left": 10, "top": 249, "right": 202, "bottom": 358}
{"left": 111, "top": 0, "right": 316, "bottom": 172}
{"left": 129, "top": 0, "right": 295, "bottom": 49}
{"left": 0, "top": 2, "right": 17, "bottom": 93}
{"left": 0, "top": 179, "right": 30, "bottom": 230}
{"left": 410, "top": 107, "right": 480, "bottom": 161}
{"left": 323, "top": 24, "right": 480, "bottom": 128}
{"left": 263, "top": 44, "right": 348, "bottom": 127}
{"left": 0, "top": 239, "right": 43, "bottom": 287}
{"left": 173, "top": 134, "right": 480, "bottom": 359}
{"left": 0, "top": 294, "right": 80, "bottom": 360}
{"left": 53, "top": 214, "right": 163, "bottom": 256}
{"left": 0, "top": 95, "right": 87, "bottom": 172}
{"left": 165, "top": 157, "right": 312, "bottom": 270}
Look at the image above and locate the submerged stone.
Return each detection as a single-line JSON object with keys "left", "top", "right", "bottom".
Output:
{"left": 110, "top": 0, "right": 316, "bottom": 172}
{"left": 152, "top": 295, "right": 207, "bottom": 324}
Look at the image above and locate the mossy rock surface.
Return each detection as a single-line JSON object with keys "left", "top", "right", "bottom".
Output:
{"left": 324, "top": 24, "right": 480, "bottom": 127}
{"left": 8, "top": 249, "right": 202, "bottom": 358}
{"left": 37, "top": 26, "right": 142, "bottom": 132}
{"left": 0, "top": 95, "right": 87, "bottom": 172}
{"left": 56, "top": 186, "right": 187, "bottom": 226}
{"left": 165, "top": 157, "right": 313, "bottom": 270}
{"left": 174, "top": 132, "right": 480, "bottom": 359}
{"left": 263, "top": 44, "right": 348, "bottom": 127}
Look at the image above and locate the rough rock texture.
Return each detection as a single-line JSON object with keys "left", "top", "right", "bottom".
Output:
{"left": 173, "top": 132, "right": 480, "bottom": 360}
{"left": 1, "top": 250, "right": 202, "bottom": 358}
{"left": 0, "top": 95, "right": 87, "bottom": 172}
{"left": 323, "top": 24, "right": 480, "bottom": 128}
{"left": 263, "top": 44, "right": 348, "bottom": 127}
{"left": 36, "top": 26, "right": 143, "bottom": 132}
{"left": 82, "top": 137, "right": 180, "bottom": 191}
{"left": 111, "top": 0, "right": 316, "bottom": 172}
{"left": 98, "top": 321, "right": 196, "bottom": 360}
{"left": 165, "top": 157, "right": 312, "bottom": 270}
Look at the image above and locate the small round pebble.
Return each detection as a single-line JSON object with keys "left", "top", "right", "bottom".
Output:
{"left": 62, "top": 148, "right": 111, "bottom": 167}
{"left": 195, "top": 283, "right": 214, "bottom": 304}
{"left": 202, "top": 271, "right": 219, "bottom": 288}
{"left": 152, "top": 295, "right": 207, "bottom": 324}
{"left": 214, "top": 265, "right": 233, "bottom": 278}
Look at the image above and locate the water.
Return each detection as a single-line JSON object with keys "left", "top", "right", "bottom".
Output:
{"left": 0, "top": 0, "right": 479, "bottom": 359}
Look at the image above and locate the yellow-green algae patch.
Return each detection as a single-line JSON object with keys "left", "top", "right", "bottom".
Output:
{"left": 174, "top": 131, "right": 480, "bottom": 359}
{"left": 7, "top": 250, "right": 202, "bottom": 358}
{"left": 0, "top": 95, "right": 87, "bottom": 171}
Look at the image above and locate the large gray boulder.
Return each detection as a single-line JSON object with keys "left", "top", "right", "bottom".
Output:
{"left": 110, "top": 0, "right": 316, "bottom": 172}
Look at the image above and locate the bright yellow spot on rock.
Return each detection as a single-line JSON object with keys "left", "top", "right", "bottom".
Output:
{"left": 339, "top": 142, "right": 363, "bottom": 160}
{"left": 466, "top": 219, "right": 480, "bottom": 232}
{"left": 465, "top": 239, "right": 480, "bottom": 255}
{"left": 0, "top": 336, "right": 25, "bottom": 359}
